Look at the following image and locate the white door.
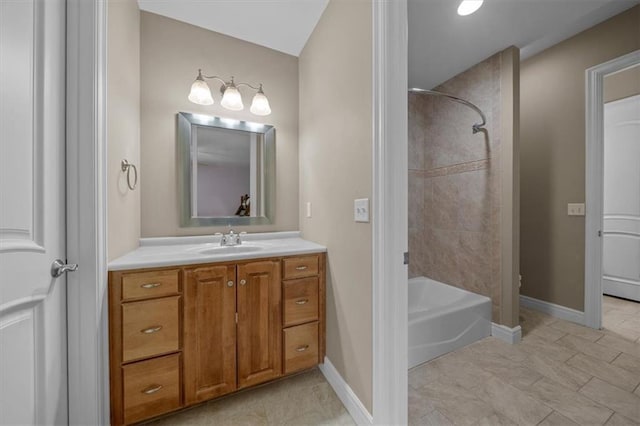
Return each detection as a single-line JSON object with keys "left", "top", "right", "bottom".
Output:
{"left": 0, "top": 0, "right": 69, "bottom": 424}
{"left": 602, "top": 94, "right": 640, "bottom": 302}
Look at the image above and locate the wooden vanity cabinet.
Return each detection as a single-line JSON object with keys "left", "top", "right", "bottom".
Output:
{"left": 183, "top": 265, "right": 237, "bottom": 404}
{"left": 109, "top": 268, "right": 184, "bottom": 426}
{"left": 182, "top": 260, "right": 282, "bottom": 404}
{"left": 236, "top": 260, "right": 282, "bottom": 388}
{"left": 109, "top": 252, "right": 325, "bottom": 425}
{"left": 281, "top": 255, "right": 325, "bottom": 374}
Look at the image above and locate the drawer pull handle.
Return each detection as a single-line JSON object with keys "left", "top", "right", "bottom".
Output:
{"left": 295, "top": 299, "right": 309, "bottom": 305}
{"left": 295, "top": 266, "right": 308, "bottom": 271}
{"left": 142, "top": 384, "right": 163, "bottom": 395}
{"left": 296, "top": 345, "right": 309, "bottom": 352}
{"left": 141, "top": 326, "right": 162, "bottom": 334}
{"left": 140, "top": 282, "right": 161, "bottom": 289}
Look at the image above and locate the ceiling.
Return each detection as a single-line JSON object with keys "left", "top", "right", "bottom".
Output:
{"left": 137, "top": 0, "right": 329, "bottom": 57}
{"left": 409, "top": 0, "right": 639, "bottom": 89}
{"left": 137, "top": 0, "right": 637, "bottom": 88}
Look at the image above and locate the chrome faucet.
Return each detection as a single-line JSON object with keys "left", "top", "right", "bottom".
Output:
{"left": 215, "top": 229, "right": 246, "bottom": 246}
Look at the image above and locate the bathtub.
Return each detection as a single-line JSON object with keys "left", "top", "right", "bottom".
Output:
{"left": 408, "top": 276, "right": 491, "bottom": 369}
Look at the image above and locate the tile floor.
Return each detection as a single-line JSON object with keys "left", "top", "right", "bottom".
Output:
{"left": 145, "top": 296, "right": 639, "bottom": 426}
{"left": 408, "top": 295, "right": 640, "bottom": 426}
{"left": 145, "top": 368, "right": 354, "bottom": 426}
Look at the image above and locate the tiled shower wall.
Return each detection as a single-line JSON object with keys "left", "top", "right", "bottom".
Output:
{"left": 409, "top": 53, "right": 503, "bottom": 321}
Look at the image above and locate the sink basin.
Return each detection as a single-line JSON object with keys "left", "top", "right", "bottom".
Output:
{"left": 198, "top": 245, "right": 263, "bottom": 255}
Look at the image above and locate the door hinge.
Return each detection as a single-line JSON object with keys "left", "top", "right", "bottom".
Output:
{"left": 598, "top": 230, "right": 602, "bottom": 237}
{"left": 403, "top": 252, "right": 410, "bottom": 265}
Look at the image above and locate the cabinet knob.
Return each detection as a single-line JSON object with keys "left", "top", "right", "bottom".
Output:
{"left": 240, "top": 279, "right": 247, "bottom": 286}
{"left": 142, "top": 384, "right": 163, "bottom": 395}
{"left": 227, "top": 281, "right": 234, "bottom": 287}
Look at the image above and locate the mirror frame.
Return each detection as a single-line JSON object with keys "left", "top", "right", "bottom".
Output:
{"left": 177, "top": 112, "right": 276, "bottom": 227}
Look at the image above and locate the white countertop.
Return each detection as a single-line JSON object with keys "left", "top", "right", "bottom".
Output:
{"left": 108, "top": 231, "right": 326, "bottom": 271}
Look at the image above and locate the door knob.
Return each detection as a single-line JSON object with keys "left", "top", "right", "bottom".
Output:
{"left": 51, "top": 259, "right": 79, "bottom": 278}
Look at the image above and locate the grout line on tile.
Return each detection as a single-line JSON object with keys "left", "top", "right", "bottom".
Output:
{"left": 576, "top": 376, "right": 597, "bottom": 393}
{"left": 602, "top": 411, "right": 615, "bottom": 425}
{"left": 552, "top": 332, "right": 568, "bottom": 343}
{"left": 535, "top": 411, "right": 554, "bottom": 425}
{"left": 563, "top": 352, "right": 580, "bottom": 366}
{"left": 609, "top": 352, "right": 624, "bottom": 365}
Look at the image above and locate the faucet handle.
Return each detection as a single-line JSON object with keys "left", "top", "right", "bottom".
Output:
{"left": 237, "top": 231, "right": 247, "bottom": 245}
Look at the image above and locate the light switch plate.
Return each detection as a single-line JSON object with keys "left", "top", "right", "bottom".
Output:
{"left": 354, "top": 198, "right": 370, "bottom": 223}
{"left": 568, "top": 203, "right": 585, "bottom": 216}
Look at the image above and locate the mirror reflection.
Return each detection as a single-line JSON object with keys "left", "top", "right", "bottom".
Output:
{"left": 178, "top": 113, "right": 275, "bottom": 227}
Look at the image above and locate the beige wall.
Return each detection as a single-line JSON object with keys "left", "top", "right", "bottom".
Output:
{"left": 408, "top": 47, "right": 520, "bottom": 326}
{"left": 299, "top": 0, "right": 373, "bottom": 412}
{"left": 500, "top": 47, "right": 520, "bottom": 328}
{"left": 107, "top": 0, "right": 141, "bottom": 261}
{"left": 520, "top": 6, "right": 640, "bottom": 310}
{"left": 140, "top": 11, "right": 299, "bottom": 237}
{"left": 604, "top": 65, "right": 640, "bottom": 103}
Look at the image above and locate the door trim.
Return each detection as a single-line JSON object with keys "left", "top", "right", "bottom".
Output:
{"left": 584, "top": 49, "right": 640, "bottom": 330}
{"left": 371, "top": 1, "right": 408, "bottom": 424}
{"left": 66, "top": 0, "right": 109, "bottom": 424}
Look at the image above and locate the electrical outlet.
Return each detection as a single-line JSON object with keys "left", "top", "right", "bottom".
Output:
{"left": 568, "top": 203, "right": 585, "bottom": 216}
{"left": 354, "top": 198, "right": 370, "bottom": 222}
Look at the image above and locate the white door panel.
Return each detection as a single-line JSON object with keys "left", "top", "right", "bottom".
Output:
{"left": 602, "top": 94, "right": 640, "bottom": 301}
{"left": 0, "top": 0, "right": 68, "bottom": 424}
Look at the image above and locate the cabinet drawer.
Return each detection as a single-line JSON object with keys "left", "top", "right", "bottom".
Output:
{"left": 283, "top": 322, "right": 319, "bottom": 374}
{"left": 122, "top": 296, "right": 180, "bottom": 362}
{"left": 121, "top": 269, "right": 179, "bottom": 301}
{"left": 283, "top": 255, "right": 319, "bottom": 280}
{"left": 123, "top": 354, "right": 181, "bottom": 424}
{"left": 283, "top": 277, "right": 319, "bottom": 327}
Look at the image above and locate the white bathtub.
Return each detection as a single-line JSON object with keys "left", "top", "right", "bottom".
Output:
{"left": 408, "top": 276, "right": 491, "bottom": 369}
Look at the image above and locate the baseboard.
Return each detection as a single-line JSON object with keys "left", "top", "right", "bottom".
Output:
{"left": 520, "top": 295, "right": 585, "bottom": 325}
{"left": 491, "top": 323, "right": 522, "bottom": 344}
{"left": 318, "top": 357, "right": 373, "bottom": 426}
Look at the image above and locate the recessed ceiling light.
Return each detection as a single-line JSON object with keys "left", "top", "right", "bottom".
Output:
{"left": 457, "top": 0, "right": 484, "bottom": 16}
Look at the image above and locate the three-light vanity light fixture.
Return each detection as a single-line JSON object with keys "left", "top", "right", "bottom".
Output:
{"left": 188, "top": 69, "right": 272, "bottom": 116}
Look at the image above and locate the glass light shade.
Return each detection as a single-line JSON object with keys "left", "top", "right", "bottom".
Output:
{"left": 220, "top": 86, "right": 244, "bottom": 111}
{"left": 250, "top": 91, "right": 271, "bottom": 116}
{"left": 457, "top": 0, "right": 483, "bottom": 16}
{"left": 188, "top": 79, "right": 214, "bottom": 105}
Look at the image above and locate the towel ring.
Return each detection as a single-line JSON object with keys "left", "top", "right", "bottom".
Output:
{"left": 121, "top": 159, "right": 138, "bottom": 190}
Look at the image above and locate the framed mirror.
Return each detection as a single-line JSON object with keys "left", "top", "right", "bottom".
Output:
{"left": 177, "top": 112, "right": 275, "bottom": 226}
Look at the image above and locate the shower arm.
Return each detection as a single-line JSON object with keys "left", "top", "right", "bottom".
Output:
{"left": 409, "top": 88, "right": 487, "bottom": 134}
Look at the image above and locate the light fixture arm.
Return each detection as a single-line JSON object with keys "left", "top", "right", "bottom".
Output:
{"left": 236, "top": 82, "right": 263, "bottom": 91}
{"left": 198, "top": 71, "right": 263, "bottom": 93}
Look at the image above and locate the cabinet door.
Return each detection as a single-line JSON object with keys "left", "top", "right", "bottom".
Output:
{"left": 183, "top": 265, "right": 237, "bottom": 403}
{"left": 237, "top": 260, "right": 282, "bottom": 388}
